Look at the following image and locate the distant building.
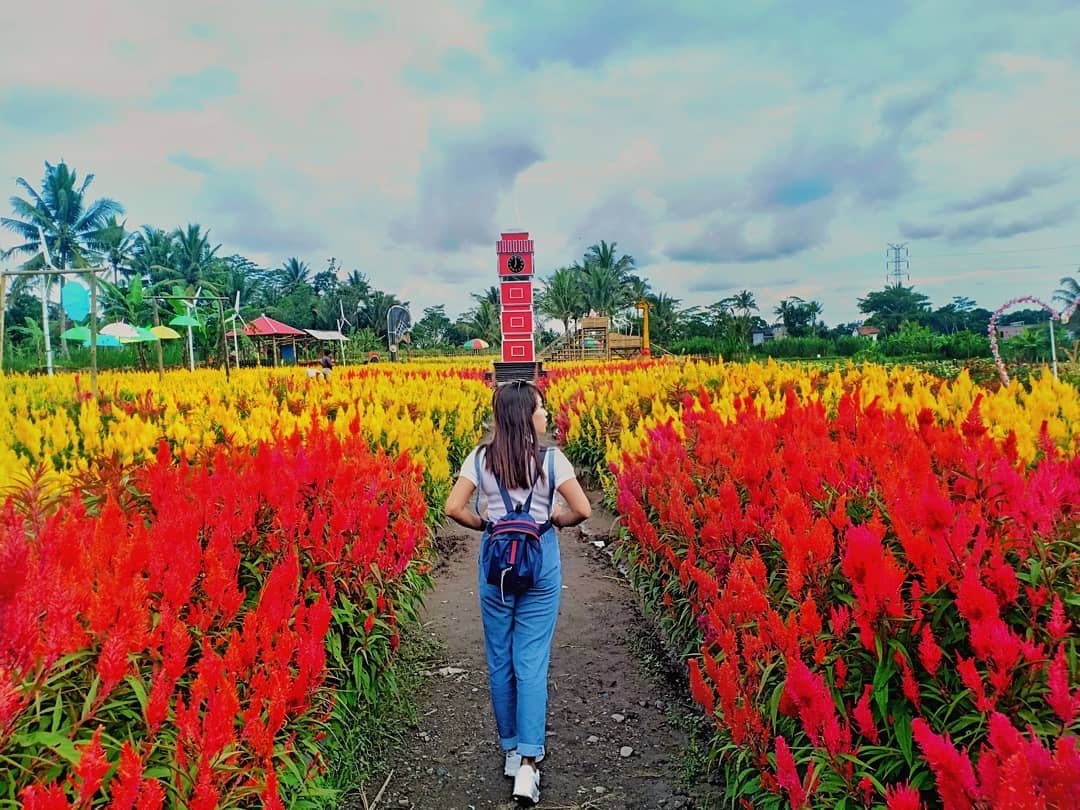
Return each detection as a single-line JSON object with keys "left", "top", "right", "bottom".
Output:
{"left": 771, "top": 325, "right": 789, "bottom": 341}
{"left": 853, "top": 325, "right": 881, "bottom": 341}
{"left": 995, "top": 323, "right": 1029, "bottom": 340}
{"left": 752, "top": 329, "right": 774, "bottom": 346}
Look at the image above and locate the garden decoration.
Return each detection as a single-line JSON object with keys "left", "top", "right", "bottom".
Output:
{"left": 61, "top": 279, "right": 90, "bottom": 321}
{"left": 463, "top": 338, "right": 490, "bottom": 350}
{"left": 99, "top": 321, "right": 141, "bottom": 340}
{"left": 60, "top": 325, "right": 90, "bottom": 342}
{"left": 988, "top": 292, "right": 1080, "bottom": 386}
{"left": 150, "top": 324, "right": 181, "bottom": 339}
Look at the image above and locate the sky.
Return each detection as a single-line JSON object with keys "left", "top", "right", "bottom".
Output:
{"left": 2, "top": 0, "right": 1079, "bottom": 325}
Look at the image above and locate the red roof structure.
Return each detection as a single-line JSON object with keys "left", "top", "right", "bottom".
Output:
{"left": 241, "top": 315, "right": 306, "bottom": 337}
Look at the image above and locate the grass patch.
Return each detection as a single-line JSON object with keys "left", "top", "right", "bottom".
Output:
{"left": 320, "top": 621, "right": 443, "bottom": 808}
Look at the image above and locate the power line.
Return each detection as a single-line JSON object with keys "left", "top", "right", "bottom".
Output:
{"left": 913, "top": 242, "right": 1080, "bottom": 260}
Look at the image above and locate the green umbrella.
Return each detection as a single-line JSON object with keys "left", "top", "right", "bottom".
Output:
{"left": 169, "top": 314, "right": 200, "bottom": 327}
{"left": 61, "top": 325, "right": 91, "bottom": 342}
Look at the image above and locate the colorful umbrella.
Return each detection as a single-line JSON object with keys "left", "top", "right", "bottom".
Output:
{"left": 169, "top": 314, "right": 200, "bottom": 328}
{"left": 463, "top": 338, "right": 490, "bottom": 350}
{"left": 583, "top": 338, "right": 600, "bottom": 348}
{"left": 100, "top": 321, "right": 140, "bottom": 339}
{"left": 151, "top": 325, "right": 182, "bottom": 339}
{"left": 85, "top": 334, "right": 122, "bottom": 348}
{"left": 61, "top": 325, "right": 90, "bottom": 342}
{"left": 121, "top": 327, "right": 159, "bottom": 344}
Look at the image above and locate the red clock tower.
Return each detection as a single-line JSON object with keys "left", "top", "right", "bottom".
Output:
{"left": 492, "top": 230, "right": 544, "bottom": 383}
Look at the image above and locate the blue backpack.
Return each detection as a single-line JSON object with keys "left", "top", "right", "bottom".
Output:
{"left": 476, "top": 448, "right": 555, "bottom": 601}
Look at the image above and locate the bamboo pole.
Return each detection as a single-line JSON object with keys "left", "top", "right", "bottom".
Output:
{"left": 151, "top": 299, "right": 164, "bottom": 381}
{"left": 89, "top": 267, "right": 98, "bottom": 399}
{"left": 0, "top": 275, "right": 7, "bottom": 376}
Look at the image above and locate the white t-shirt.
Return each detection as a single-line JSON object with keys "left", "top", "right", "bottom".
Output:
{"left": 459, "top": 445, "right": 577, "bottom": 524}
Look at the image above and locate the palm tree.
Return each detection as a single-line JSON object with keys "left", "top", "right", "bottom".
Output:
{"left": 2, "top": 160, "right": 123, "bottom": 353}
{"left": 731, "top": 289, "right": 758, "bottom": 345}
{"left": 577, "top": 241, "right": 639, "bottom": 318}
{"left": 89, "top": 216, "right": 136, "bottom": 284}
{"left": 168, "top": 224, "right": 222, "bottom": 291}
{"left": 276, "top": 257, "right": 311, "bottom": 296}
{"left": 646, "top": 292, "right": 684, "bottom": 345}
{"left": 130, "top": 226, "right": 175, "bottom": 287}
{"left": 1054, "top": 269, "right": 1079, "bottom": 329}
{"left": 472, "top": 285, "right": 501, "bottom": 307}
{"left": 460, "top": 299, "right": 501, "bottom": 345}
{"left": 583, "top": 240, "right": 636, "bottom": 277}
{"left": 358, "top": 289, "right": 406, "bottom": 338}
{"left": 537, "top": 267, "right": 585, "bottom": 336}
{"left": 2, "top": 161, "right": 123, "bottom": 269}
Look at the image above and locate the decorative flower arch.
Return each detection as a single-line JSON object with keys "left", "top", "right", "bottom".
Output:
{"left": 988, "top": 294, "right": 1080, "bottom": 386}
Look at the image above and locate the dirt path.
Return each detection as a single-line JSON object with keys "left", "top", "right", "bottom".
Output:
{"left": 376, "top": 491, "right": 702, "bottom": 809}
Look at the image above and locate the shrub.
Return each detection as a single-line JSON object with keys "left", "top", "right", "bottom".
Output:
{"left": 0, "top": 423, "right": 430, "bottom": 808}
{"left": 613, "top": 388, "right": 1080, "bottom": 808}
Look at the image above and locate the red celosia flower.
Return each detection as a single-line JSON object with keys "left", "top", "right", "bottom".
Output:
{"left": 885, "top": 782, "right": 924, "bottom": 810}
{"left": 18, "top": 782, "right": 70, "bottom": 810}
{"left": 1047, "top": 594, "right": 1071, "bottom": 643}
{"left": 957, "top": 657, "right": 992, "bottom": 713}
{"left": 108, "top": 741, "right": 144, "bottom": 810}
{"left": 773, "top": 736, "right": 808, "bottom": 809}
{"left": 68, "top": 725, "right": 110, "bottom": 805}
{"left": 917, "top": 624, "right": 943, "bottom": 677}
{"left": 853, "top": 684, "right": 879, "bottom": 743}
{"left": 1046, "top": 643, "right": 1078, "bottom": 726}
{"left": 689, "top": 658, "right": 716, "bottom": 717}
{"left": 912, "top": 718, "right": 980, "bottom": 809}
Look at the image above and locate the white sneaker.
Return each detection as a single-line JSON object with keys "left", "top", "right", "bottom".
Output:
{"left": 504, "top": 749, "right": 544, "bottom": 777}
{"left": 512, "top": 762, "right": 540, "bottom": 805}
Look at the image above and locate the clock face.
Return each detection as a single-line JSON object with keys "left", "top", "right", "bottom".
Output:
{"left": 506, "top": 254, "right": 525, "bottom": 273}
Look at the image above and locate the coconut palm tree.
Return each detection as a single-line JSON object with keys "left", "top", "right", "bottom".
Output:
{"left": 1054, "top": 270, "right": 1080, "bottom": 329}
{"left": 276, "top": 257, "right": 311, "bottom": 296}
{"left": 89, "top": 216, "right": 136, "bottom": 284}
{"left": 583, "top": 240, "right": 636, "bottom": 277}
{"left": 1, "top": 161, "right": 123, "bottom": 270}
{"left": 2, "top": 160, "right": 123, "bottom": 353}
{"left": 731, "top": 289, "right": 758, "bottom": 345}
{"left": 460, "top": 298, "right": 501, "bottom": 345}
{"left": 130, "top": 226, "right": 175, "bottom": 286}
{"left": 537, "top": 267, "right": 585, "bottom": 336}
{"left": 646, "top": 292, "right": 684, "bottom": 345}
{"left": 168, "top": 224, "right": 222, "bottom": 291}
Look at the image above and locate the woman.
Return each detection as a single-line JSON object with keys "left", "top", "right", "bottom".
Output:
{"left": 445, "top": 380, "right": 591, "bottom": 806}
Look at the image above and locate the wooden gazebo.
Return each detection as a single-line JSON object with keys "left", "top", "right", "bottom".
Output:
{"left": 228, "top": 315, "right": 307, "bottom": 366}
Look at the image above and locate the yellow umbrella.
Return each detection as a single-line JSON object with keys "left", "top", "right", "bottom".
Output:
{"left": 151, "top": 325, "right": 182, "bottom": 339}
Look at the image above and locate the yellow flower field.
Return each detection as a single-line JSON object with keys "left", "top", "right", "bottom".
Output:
{"left": 0, "top": 363, "right": 492, "bottom": 500}
{"left": 546, "top": 358, "right": 1080, "bottom": 484}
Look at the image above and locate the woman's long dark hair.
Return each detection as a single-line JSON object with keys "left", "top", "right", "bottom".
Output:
{"left": 484, "top": 380, "right": 545, "bottom": 489}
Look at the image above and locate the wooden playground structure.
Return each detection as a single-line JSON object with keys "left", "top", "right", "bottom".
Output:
{"left": 540, "top": 314, "right": 648, "bottom": 362}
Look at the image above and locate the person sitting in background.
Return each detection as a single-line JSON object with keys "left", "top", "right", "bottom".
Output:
{"left": 320, "top": 349, "right": 333, "bottom": 379}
